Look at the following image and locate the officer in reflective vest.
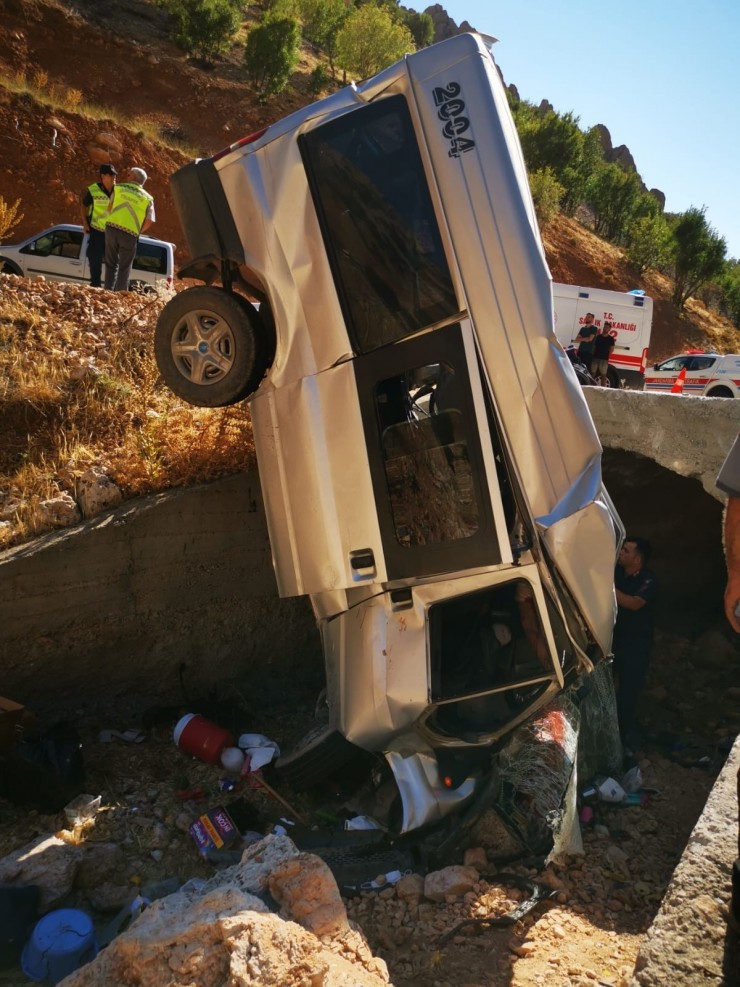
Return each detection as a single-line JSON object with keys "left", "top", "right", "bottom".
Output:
{"left": 80, "top": 163, "right": 117, "bottom": 288}
{"left": 104, "top": 166, "right": 155, "bottom": 292}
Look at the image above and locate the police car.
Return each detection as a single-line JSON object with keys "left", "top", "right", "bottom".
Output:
{"left": 644, "top": 350, "right": 740, "bottom": 397}
{"left": 0, "top": 224, "right": 175, "bottom": 293}
{"left": 153, "top": 33, "right": 622, "bottom": 830}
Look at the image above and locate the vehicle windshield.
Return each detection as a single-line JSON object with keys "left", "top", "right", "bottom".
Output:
{"left": 301, "top": 95, "right": 458, "bottom": 353}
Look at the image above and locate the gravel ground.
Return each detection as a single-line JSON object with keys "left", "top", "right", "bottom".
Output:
{"left": 0, "top": 676, "right": 723, "bottom": 987}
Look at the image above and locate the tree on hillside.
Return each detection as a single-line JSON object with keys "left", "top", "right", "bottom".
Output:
{"left": 403, "top": 10, "right": 434, "bottom": 48}
{"left": 512, "top": 104, "right": 602, "bottom": 216}
{"left": 245, "top": 16, "right": 302, "bottom": 97}
{"left": 264, "top": 0, "right": 301, "bottom": 18}
{"left": 299, "top": 0, "right": 351, "bottom": 77}
{"left": 720, "top": 261, "right": 740, "bottom": 328}
{"left": 170, "top": 0, "right": 242, "bottom": 62}
{"left": 585, "top": 162, "right": 643, "bottom": 243}
{"left": 671, "top": 206, "right": 727, "bottom": 309}
{"left": 335, "top": 5, "right": 413, "bottom": 80}
{"left": 626, "top": 212, "right": 673, "bottom": 275}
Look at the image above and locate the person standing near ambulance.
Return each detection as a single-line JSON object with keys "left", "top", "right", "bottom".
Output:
{"left": 591, "top": 322, "right": 616, "bottom": 386}
{"left": 575, "top": 312, "right": 598, "bottom": 367}
{"left": 104, "top": 167, "right": 155, "bottom": 291}
{"left": 80, "top": 163, "right": 117, "bottom": 288}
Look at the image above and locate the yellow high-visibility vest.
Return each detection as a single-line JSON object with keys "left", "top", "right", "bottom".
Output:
{"left": 87, "top": 183, "right": 111, "bottom": 233}
{"left": 107, "top": 182, "right": 153, "bottom": 236}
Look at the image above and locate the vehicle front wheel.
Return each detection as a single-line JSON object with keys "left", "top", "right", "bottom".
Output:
{"left": 154, "top": 286, "right": 269, "bottom": 407}
{"left": 706, "top": 386, "right": 734, "bottom": 398}
{"left": 0, "top": 258, "right": 23, "bottom": 277}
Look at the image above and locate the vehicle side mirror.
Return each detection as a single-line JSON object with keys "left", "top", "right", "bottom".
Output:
{"left": 652, "top": 363, "right": 659, "bottom": 370}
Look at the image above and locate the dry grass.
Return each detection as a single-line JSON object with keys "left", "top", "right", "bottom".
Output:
{"left": 3, "top": 69, "right": 200, "bottom": 157}
{"left": 0, "top": 277, "right": 255, "bottom": 549}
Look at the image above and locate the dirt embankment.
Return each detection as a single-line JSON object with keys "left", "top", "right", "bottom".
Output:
{"left": 1, "top": 0, "right": 738, "bottom": 359}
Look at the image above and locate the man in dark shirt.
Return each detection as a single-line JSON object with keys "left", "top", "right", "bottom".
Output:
{"left": 575, "top": 313, "right": 597, "bottom": 367}
{"left": 591, "top": 322, "right": 616, "bottom": 386}
{"left": 612, "top": 536, "right": 657, "bottom": 751}
{"left": 80, "top": 163, "right": 116, "bottom": 288}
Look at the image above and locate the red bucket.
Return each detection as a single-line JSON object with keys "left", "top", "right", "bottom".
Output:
{"left": 173, "top": 713, "right": 234, "bottom": 766}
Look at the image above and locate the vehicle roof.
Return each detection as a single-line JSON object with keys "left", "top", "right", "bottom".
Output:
{"left": 9, "top": 224, "right": 175, "bottom": 249}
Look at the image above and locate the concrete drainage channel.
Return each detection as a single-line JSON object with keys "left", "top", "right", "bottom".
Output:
{"left": 1, "top": 392, "right": 739, "bottom": 982}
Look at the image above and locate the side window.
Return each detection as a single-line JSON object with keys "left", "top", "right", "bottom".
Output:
{"left": 657, "top": 356, "right": 690, "bottom": 372}
{"left": 56, "top": 231, "right": 83, "bottom": 259}
{"left": 356, "top": 323, "right": 501, "bottom": 580}
{"left": 427, "top": 580, "right": 553, "bottom": 736}
{"left": 376, "top": 362, "right": 479, "bottom": 548}
{"left": 690, "top": 357, "right": 716, "bottom": 371}
{"left": 133, "top": 243, "right": 166, "bottom": 274}
{"left": 22, "top": 231, "right": 82, "bottom": 259}
{"left": 21, "top": 233, "right": 54, "bottom": 256}
{"left": 301, "top": 95, "right": 458, "bottom": 354}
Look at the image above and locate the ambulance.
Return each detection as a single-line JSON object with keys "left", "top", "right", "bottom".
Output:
{"left": 553, "top": 283, "right": 653, "bottom": 388}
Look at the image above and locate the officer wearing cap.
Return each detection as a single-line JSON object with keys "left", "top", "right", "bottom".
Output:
{"left": 80, "top": 163, "right": 117, "bottom": 288}
{"left": 104, "top": 166, "right": 156, "bottom": 292}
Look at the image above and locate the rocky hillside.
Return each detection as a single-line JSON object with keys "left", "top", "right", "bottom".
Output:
{"left": 0, "top": 0, "right": 737, "bottom": 360}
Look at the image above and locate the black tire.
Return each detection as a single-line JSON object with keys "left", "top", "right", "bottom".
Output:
{"left": 706, "top": 386, "right": 733, "bottom": 398}
{"left": 234, "top": 294, "right": 276, "bottom": 369}
{"left": 0, "top": 258, "right": 23, "bottom": 277}
{"left": 154, "top": 286, "right": 269, "bottom": 407}
{"left": 274, "top": 726, "right": 361, "bottom": 790}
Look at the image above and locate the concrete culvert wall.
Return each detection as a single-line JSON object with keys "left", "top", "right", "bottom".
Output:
{"left": 0, "top": 473, "right": 323, "bottom": 710}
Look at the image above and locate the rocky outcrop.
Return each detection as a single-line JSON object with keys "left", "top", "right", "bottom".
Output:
{"left": 423, "top": 3, "right": 477, "bottom": 43}
{"left": 60, "top": 834, "right": 390, "bottom": 987}
{"left": 593, "top": 123, "right": 666, "bottom": 205}
{"left": 0, "top": 835, "right": 125, "bottom": 912}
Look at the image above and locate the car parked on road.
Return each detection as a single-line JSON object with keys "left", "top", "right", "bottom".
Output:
{"left": 644, "top": 351, "right": 740, "bottom": 397}
{"left": 0, "top": 224, "right": 175, "bottom": 293}
{"left": 154, "top": 33, "right": 622, "bottom": 831}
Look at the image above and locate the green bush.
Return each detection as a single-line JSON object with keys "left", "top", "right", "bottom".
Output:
{"left": 171, "top": 0, "right": 242, "bottom": 61}
{"left": 307, "top": 64, "right": 329, "bottom": 97}
{"left": 528, "top": 167, "right": 564, "bottom": 229}
{"left": 244, "top": 17, "right": 301, "bottom": 98}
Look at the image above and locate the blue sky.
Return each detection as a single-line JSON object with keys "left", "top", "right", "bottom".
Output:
{"left": 408, "top": 0, "right": 740, "bottom": 260}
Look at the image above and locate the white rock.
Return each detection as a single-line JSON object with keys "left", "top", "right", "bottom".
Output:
{"left": 38, "top": 492, "right": 81, "bottom": 527}
{"left": 423, "top": 865, "right": 479, "bottom": 902}
{"left": 76, "top": 467, "right": 122, "bottom": 518}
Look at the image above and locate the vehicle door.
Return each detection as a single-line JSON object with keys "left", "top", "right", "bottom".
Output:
{"left": 253, "top": 94, "right": 513, "bottom": 596}
{"left": 680, "top": 355, "right": 719, "bottom": 394}
{"left": 551, "top": 284, "right": 580, "bottom": 347}
{"left": 18, "top": 228, "right": 86, "bottom": 283}
{"left": 643, "top": 354, "right": 693, "bottom": 392}
{"left": 130, "top": 241, "right": 168, "bottom": 288}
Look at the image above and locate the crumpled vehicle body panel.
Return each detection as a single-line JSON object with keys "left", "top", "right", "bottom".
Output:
{"left": 168, "top": 33, "right": 621, "bottom": 809}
